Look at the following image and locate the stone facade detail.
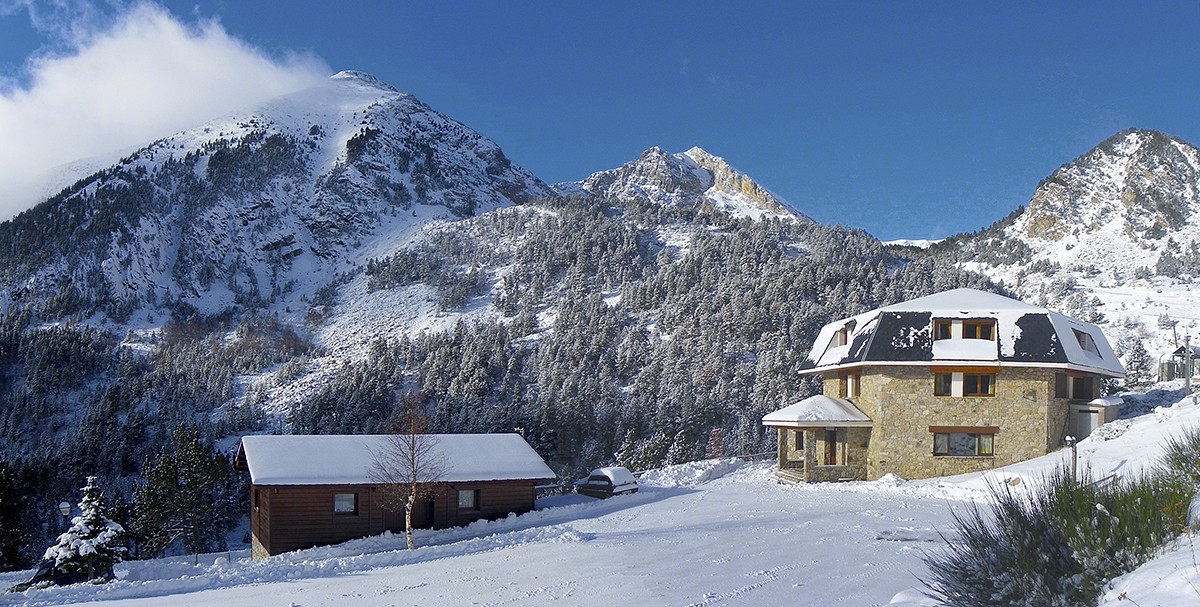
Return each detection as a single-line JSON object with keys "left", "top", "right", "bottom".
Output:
{"left": 823, "top": 365, "right": 1077, "bottom": 480}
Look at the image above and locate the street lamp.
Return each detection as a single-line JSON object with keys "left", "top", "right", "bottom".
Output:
{"left": 57, "top": 501, "right": 71, "bottom": 517}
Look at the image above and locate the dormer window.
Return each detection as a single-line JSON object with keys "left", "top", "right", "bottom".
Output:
{"left": 932, "top": 319, "right": 995, "bottom": 340}
{"left": 962, "top": 321, "right": 995, "bottom": 340}
{"left": 833, "top": 327, "right": 848, "bottom": 347}
{"left": 934, "top": 320, "right": 953, "bottom": 340}
{"left": 1073, "top": 329, "right": 1099, "bottom": 356}
{"left": 832, "top": 321, "right": 856, "bottom": 347}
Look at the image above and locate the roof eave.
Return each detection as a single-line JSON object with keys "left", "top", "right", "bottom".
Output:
{"left": 762, "top": 420, "right": 874, "bottom": 429}
{"left": 800, "top": 360, "right": 1125, "bottom": 377}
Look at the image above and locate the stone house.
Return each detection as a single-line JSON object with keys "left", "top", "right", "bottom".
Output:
{"left": 762, "top": 288, "right": 1125, "bottom": 483}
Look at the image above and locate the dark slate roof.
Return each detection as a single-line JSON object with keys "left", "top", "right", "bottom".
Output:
{"left": 802, "top": 288, "right": 1123, "bottom": 377}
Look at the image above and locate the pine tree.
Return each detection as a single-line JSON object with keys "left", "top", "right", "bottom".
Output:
{"left": 43, "top": 476, "right": 124, "bottom": 583}
{"left": 1123, "top": 337, "right": 1155, "bottom": 388}
{"left": 133, "top": 425, "right": 236, "bottom": 558}
{"left": 0, "top": 461, "right": 29, "bottom": 572}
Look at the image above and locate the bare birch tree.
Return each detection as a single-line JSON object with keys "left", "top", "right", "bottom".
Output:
{"left": 368, "top": 393, "right": 447, "bottom": 550}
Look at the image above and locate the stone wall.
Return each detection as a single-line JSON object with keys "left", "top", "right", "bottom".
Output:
{"left": 825, "top": 365, "right": 1075, "bottom": 480}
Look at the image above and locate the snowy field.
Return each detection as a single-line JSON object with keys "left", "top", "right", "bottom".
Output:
{"left": 3, "top": 390, "right": 1199, "bottom": 607}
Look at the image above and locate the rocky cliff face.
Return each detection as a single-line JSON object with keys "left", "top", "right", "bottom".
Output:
{"left": 561, "top": 146, "right": 808, "bottom": 222}
{"left": 950, "top": 129, "right": 1200, "bottom": 281}
{"left": 1017, "top": 129, "right": 1199, "bottom": 245}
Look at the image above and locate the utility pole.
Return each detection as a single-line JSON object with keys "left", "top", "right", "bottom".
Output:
{"left": 1186, "top": 335, "right": 1193, "bottom": 394}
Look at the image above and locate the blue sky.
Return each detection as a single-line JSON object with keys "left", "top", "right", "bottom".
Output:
{"left": 0, "top": 1, "right": 1196, "bottom": 239}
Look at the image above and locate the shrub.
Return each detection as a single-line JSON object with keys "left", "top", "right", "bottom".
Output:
{"left": 924, "top": 478, "right": 1086, "bottom": 607}
{"left": 1047, "top": 469, "right": 1190, "bottom": 596}
{"left": 1159, "top": 425, "right": 1200, "bottom": 489}
{"left": 924, "top": 465, "right": 1192, "bottom": 607}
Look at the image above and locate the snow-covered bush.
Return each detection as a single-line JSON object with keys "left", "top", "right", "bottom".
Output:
{"left": 1159, "top": 425, "right": 1200, "bottom": 489}
{"left": 1088, "top": 419, "right": 1132, "bottom": 441}
{"left": 1047, "top": 470, "right": 1189, "bottom": 596}
{"left": 923, "top": 466, "right": 1190, "bottom": 607}
{"left": 43, "top": 477, "right": 125, "bottom": 584}
{"left": 923, "top": 477, "right": 1087, "bottom": 607}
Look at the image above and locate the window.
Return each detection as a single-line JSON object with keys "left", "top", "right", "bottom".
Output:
{"left": 845, "top": 372, "right": 861, "bottom": 398}
{"left": 962, "top": 321, "right": 995, "bottom": 340}
{"left": 793, "top": 430, "right": 804, "bottom": 451}
{"left": 333, "top": 493, "right": 358, "bottom": 515}
{"left": 457, "top": 489, "right": 480, "bottom": 510}
{"left": 934, "top": 370, "right": 997, "bottom": 397}
{"left": 934, "top": 373, "right": 953, "bottom": 396}
{"left": 1055, "top": 373, "right": 1070, "bottom": 399}
{"left": 1072, "top": 376, "right": 1095, "bottom": 400}
{"left": 934, "top": 320, "right": 953, "bottom": 340}
{"left": 932, "top": 429, "right": 996, "bottom": 456}
{"left": 1074, "top": 329, "right": 1100, "bottom": 355}
{"left": 963, "top": 373, "right": 996, "bottom": 397}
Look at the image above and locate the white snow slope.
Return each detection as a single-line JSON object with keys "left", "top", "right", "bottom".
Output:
{"left": 3, "top": 388, "right": 1199, "bottom": 607}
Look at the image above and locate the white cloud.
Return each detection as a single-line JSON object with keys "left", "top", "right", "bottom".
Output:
{"left": 0, "top": 1, "right": 330, "bottom": 218}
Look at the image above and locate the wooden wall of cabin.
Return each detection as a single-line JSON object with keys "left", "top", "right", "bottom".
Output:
{"left": 252, "top": 480, "right": 541, "bottom": 557}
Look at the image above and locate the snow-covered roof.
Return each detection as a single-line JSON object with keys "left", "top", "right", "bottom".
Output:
{"left": 761, "top": 395, "right": 873, "bottom": 428}
{"left": 238, "top": 434, "right": 556, "bottom": 486}
{"left": 802, "top": 288, "right": 1124, "bottom": 377}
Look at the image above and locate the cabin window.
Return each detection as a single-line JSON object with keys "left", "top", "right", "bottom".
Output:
{"left": 963, "top": 373, "right": 996, "bottom": 397}
{"left": 333, "top": 493, "right": 358, "bottom": 515}
{"left": 793, "top": 430, "right": 805, "bottom": 451}
{"left": 962, "top": 321, "right": 995, "bottom": 340}
{"left": 934, "top": 373, "right": 953, "bottom": 396}
{"left": 1074, "top": 329, "right": 1100, "bottom": 356}
{"left": 457, "top": 489, "right": 480, "bottom": 510}
{"left": 933, "top": 431, "right": 995, "bottom": 456}
{"left": 934, "top": 320, "right": 953, "bottom": 340}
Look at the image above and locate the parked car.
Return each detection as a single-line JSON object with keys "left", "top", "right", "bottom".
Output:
{"left": 574, "top": 466, "right": 638, "bottom": 499}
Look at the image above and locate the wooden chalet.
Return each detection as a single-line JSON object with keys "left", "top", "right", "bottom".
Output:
{"left": 235, "top": 433, "right": 555, "bottom": 558}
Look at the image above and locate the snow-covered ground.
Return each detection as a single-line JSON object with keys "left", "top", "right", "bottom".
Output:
{"left": 4, "top": 390, "right": 1199, "bottom": 607}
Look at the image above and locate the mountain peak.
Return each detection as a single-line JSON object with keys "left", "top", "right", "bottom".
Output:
{"left": 1016, "top": 128, "right": 1200, "bottom": 245}
{"left": 562, "top": 147, "right": 809, "bottom": 222}
{"left": 329, "top": 70, "right": 398, "bottom": 92}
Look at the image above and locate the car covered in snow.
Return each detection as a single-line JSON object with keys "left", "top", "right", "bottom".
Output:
{"left": 574, "top": 466, "right": 638, "bottom": 498}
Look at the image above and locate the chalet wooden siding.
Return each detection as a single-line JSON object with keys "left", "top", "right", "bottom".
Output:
{"left": 249, "top": 480, "right": 541, "bottom": 558}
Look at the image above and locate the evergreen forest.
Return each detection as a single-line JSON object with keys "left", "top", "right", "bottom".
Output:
{"left": 0, "top": 195, "right": 999, "bottom": 569}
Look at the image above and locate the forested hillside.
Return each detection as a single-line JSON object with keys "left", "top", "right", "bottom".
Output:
{"left": 0, "top": 193, "right": 996, "bottom": 568}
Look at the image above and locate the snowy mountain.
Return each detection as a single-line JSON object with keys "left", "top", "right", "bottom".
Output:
{"left": 557, "top": 146, "right": 808, "bottom": 222}
{"left": 1007, "top": 128, "right": 1199, "bottom": 275}
{"left": 0, "top": 70, "right": 552, "bottom": 322}
{"left": 2, "top": 67, "right": 1198, "bottom": 587}
{"left": 940, "top": 128, "right": 1200, "bottom": 361}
